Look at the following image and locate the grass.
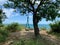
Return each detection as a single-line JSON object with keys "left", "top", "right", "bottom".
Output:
{"left": 0, "top": 29, "right": 57, "bottom": 45}
{"left": 0, "top": 23, "right": 60, "bottom": 45}
{"left": 10, "top": 39, "right": 46, "bottom": 45}
{"left": 47, "top": 29, "right": 60, "bottom": 39}
{"left": 51, "top": 32, "right": 60, "bottom": 38}
{"left": 40, "top": 27, "right": 46, "bottom": 30}
{"left": 9, "top": 37, "right": 55, "bottom": 45}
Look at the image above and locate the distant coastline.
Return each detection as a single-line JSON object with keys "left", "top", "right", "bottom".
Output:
{"left": 4, "top": 23, "right": 50, "bottom": 30}
{"left": 22, "top": 24, "right": 50, "bottom": 29}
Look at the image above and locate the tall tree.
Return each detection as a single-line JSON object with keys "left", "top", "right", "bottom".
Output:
{"left": 4, "top": 0, "right": 60, "bottom": 36}
{"left": 0, "top": 9, "right": 6, "bottom": 24}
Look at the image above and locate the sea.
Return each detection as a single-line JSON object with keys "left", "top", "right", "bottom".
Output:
{"left": 23, "top": 24, "right": 50, "bottom": 30}
{"left": 4, "top": 23, "right": 51, "bottom": 30}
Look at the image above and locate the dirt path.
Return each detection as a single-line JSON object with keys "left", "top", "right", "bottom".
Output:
{"left": 3, "top": 30, "right": 34, "bottom": 45}
{"left": 40, "top": 30, "right": 60, "bottom": 45}
{"left": 2, "top": 30, "right": 60, "bottom": 45}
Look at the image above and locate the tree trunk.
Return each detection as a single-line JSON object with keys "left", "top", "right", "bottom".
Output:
{"left": 33, "top": 13, "right": 40, "bottom": 37}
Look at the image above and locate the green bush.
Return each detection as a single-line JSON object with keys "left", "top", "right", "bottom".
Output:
{"left": 49, "top": 21, "right": 60, "bottom": 33}
{"left": 0, "top": 30, "right": 9, "bottom": 43}
{"left": 0, "top": 24, "right": 4, "bottom": 27}
{"left": 0, "top": 25, "right": 7, "bottom": 31}
{"left": 6, "top": 23, "right": 23, "bottom": 32}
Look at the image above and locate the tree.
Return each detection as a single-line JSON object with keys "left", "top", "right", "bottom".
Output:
{"left": 0, "top": 9, "right": 6, "bottom": 24}
{"left": 4, "top": 0, "right": 60, "bottom": 36}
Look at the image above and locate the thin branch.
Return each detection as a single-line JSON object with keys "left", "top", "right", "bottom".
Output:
{"left": 28, "top": 0, "right": 34, "bottom": 11}
{"left": 23, "top": 4, "right": 33, "bottom": 12}
{"left": 25, "top": 0, "right": 34, "bottom": 11}
{"left": 36, "top": 0, "right": 44, "bottom": 12}
{"left": 33, "top": 0, "right": 36, "bottom": 5}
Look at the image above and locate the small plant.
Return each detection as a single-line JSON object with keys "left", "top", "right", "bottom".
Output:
{"left": 6, "top": 23, "right": 24, "bottom": 32}
{"left": 49, "top": 21, "right": 60, "bottom": 33}
{"left": 40, "top": 27, "right": 46, "bottom": 30}
{"left": 0, "top": 29, "right": 9, "bottom": 43}
{"left": 0, "top": 24, "right": 4, "bottom": 27}
{"left": 0, "top": 24, "right": 7, "bottom": 31}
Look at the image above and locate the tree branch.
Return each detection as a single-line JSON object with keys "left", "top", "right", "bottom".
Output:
{"left": 23, "top": 4, "right": 33, "bottom": 12}
{"left": 33, "top": 0, "right": 36, "bottom": 5}
{"left": 29, "top": 0, "right": 34, "bottom": 10}
{"left": 28, "top": 0, "right": 34, "bottom": 11}
{"left": 36, "top": 0, "right": 44, "bottom": 12}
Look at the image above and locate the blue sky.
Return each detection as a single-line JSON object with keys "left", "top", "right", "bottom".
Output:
{"left": 0, "top": 0, "right": 60, "bottom": 24}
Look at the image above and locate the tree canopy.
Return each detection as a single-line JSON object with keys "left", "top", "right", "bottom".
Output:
{"left": 4, "top": 0, "right": 60, "bottom": 21}
{"left": 4, "top": 0, "right": 60, "bottom": 36}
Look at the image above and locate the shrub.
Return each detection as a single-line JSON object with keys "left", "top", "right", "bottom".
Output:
{"left": 0, "top": 29, "right": 9, "bottom": 43}
{"left": 0, "top": 24, "right": 7, "bottom": 31}
{"left": 6, "top": 23, "right": 23, "bottom": 32}
{"left": 49, "top": 21, "right": 60, "bottom": 33}
{"left": 0, "top": 24, "right": 4, "bottom": 27}
{"left": 40, "top": 27, "right": 46, "bottom": 30}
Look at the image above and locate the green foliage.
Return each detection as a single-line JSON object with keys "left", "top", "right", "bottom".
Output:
{"left": 10, "top": 39, "right": 46, "bottom": 45}
{"left": 0, "top": 9, "right": 7, "bottom": 24}
{"left": 10, "top": 38, "right": 55, "bottom": 45}
{"left": 4, "top": 0, "right": 60, "bottom": 21}
{"left": 4, "top": 0, "right": 60, "bottom": 36}
{"left": 0, "top": 29, "right": 9, "bottom": 43}
{"left": 6, "top": 23, "right": 24, "bottom": 32}
{"left": 0, "top": 24, "right": 4, "bottom": 27}
{"left": 40, "top": 27, "right": 46, "bottom": 30}
{"left": 49, "top": 21, "right": 60, "bottom": 33}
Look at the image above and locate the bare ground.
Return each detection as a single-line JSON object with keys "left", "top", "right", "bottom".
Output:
{"left": 1, "top": 30, "right": 60, "bottom": 45}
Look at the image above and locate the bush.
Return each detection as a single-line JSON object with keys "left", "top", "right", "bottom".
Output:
{"left": 49, "top": 21, "right": 60, "bottom": 33}
{"left": 6, "top": 23, "right": 23, "bottom": 32}
{"left": 0, "top": 24, "right": 4, "bottom": 27}
{"left": 0, "top": 24, "right": 7, "bottom": 31}
{"left": 0, "top": 30, "right": 9, "bottom": 43}
{"left": 40, "top": 27, "right": 46, "bottom": 30}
